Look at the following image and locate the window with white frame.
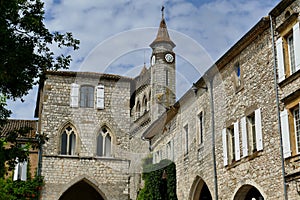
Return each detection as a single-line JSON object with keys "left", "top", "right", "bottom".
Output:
{"left": 241, "top": 108, "right": 263, "bottom": 158}
{"left": 60, "top": 125, "right": 77, "bottom": 155}
{"left": 280, "top": 103, "right": 300, "bottom": 158}
{"left": 227, "top": 126, "right": 235, "bottom": 162}
{"left": 13, "top": 158, "right": 27, "bottom": 181}
{"left": 97, "top": 127, "right": 112, "bottom": 157}
{"left": 247, "top": 114, "right": 257, "bottom": 153}
{"left": 294, "top": 107, "right": 300, "bottom": 153}
{"left": 80, "top": 86, "right": 94, "bottom": 108}
{"left": 287, "top": 33, "right": 296, "bottom": 74}
{"left": 276, "top": 22, "right": 300, "bottom": 82}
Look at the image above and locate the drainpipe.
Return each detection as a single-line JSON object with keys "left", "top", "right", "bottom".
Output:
{"left": 209, "top": 78, "right": 218, "bottom": 200}
{"left": 269, "top": 15, "right": 288, "bottom": 200}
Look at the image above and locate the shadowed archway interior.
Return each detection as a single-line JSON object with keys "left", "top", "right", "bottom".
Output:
{"left": 59, "top": 180, "right": 104, "bottom": 200}
{"left": 190, "top": 177, "right": 212, "bottom": 200}
{"left": 234, "top": 184, "right": 264, "bottom": 200}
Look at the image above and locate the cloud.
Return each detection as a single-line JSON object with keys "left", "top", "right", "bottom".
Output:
{"left": 7, "top": 0, "right": 280, "bottom": 119}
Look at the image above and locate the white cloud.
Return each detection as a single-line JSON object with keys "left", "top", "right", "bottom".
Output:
{"left": 7, "top": 0, "right": 280, "bottom": 119}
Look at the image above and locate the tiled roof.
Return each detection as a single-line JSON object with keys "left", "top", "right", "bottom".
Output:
{"left": 0, "top": 119, "right": 37, "bottom": 138}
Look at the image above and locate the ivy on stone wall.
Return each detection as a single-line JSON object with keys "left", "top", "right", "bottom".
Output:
{"left": 137, "top": 159, "right": 178, "bottom": 200}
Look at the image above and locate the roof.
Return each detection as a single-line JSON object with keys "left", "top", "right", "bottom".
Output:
{"left": 269, "top": 0, "right": 295, "bottom": 17}
{"left": 150, "top": 16, "right": 176, "bottom": 48}
{"left": 0, "top": 119, "right": 37, "bottom": 139}
{"left": 45, "top": 71, "right": 133, "bottom": 81}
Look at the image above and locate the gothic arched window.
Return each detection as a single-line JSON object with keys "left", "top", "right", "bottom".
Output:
{"left": 97, "top": 127, "right": 112, "bottom": 157}
{"left": 142, "top": 95, "right": 147, "bottom": 112}
{"left": 60, "top": 125, "right": 77, "bottom": 155}
{"left": 80, "top": 86, "right": 94, "bottom": 108}
{"left": 136, "top": 101, "right": 141, "bottom": 118}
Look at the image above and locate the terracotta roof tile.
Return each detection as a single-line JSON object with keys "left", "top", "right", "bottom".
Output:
{"left": 0, "top": 119, "right": 37, "bottom": 138}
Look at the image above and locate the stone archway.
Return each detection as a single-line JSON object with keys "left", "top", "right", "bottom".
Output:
{"left": 59, "top": 180, "right": 105, "bottom": 200}
{"left": 190, "top": 176, "right": 212, "bottom": 200}
{"left": 234, "top": 184, "right": 264, "bottom": 200}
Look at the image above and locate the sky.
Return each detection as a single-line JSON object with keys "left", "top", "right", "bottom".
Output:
{"left": 7, "top": 0, "right": 281, "bottom": 119}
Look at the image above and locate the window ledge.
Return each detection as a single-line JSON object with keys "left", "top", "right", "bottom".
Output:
{"left": 279, "top": 69, "right": 300, "bottom": 87}
{"left": 44, "top": 155, "right": 129, "bottom": 162}
{"left": 225, "top": 150, "right": 262, "bottom": 169}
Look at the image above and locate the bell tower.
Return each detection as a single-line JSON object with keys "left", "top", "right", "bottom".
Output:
{"left": 150, "top": 6, "right": 176, "bottom": 120}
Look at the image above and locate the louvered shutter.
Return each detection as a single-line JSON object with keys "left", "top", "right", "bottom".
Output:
{"left": 255, "top": 108, "right": 263, "bottom": 151}
{"left": 70, "top": 83, "right": 79, "bottom": 107}
{"left": 234, "top": 121, "right": 240, "bottom": 161}
{"left": 222, "top": 129, "right": 228, "bottom": 166}
{"left": 96, "top": 85, "right": 104, "bottom": 109}
{"left": 281, "top": 109, "right": 291, "bottom": 158}
{"left": 13, "top": 157, "right": 19, "bottom": 181}
{"left": 276, "top": 38, "right": 285, "bottom": 82}
{"left": 21, "top": 160, "right": 27, "bottom": 181}
{"left": 241, "top": 117, "right": 248, "bottom": 157}
{"left": 293, "top": 22, "right": 300, "bottom": 71}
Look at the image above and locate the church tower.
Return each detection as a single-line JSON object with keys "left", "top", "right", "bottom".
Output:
{"left": 150, "top": 6, "right": 176, "bottom": 120}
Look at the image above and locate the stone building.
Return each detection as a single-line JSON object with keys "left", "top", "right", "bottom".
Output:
{"left": 1, "top": 119, "right": 38, "bottom": 180}
{"left": 142, "top": 0, "right": 300, "bottom": 199}
{"left": 33, "top": 0, "right": 300, "bottom": 199}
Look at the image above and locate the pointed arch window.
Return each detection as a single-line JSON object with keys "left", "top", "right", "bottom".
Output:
{"left": 142, "top": 95, "right": 148, "bottom": 113}
{"left": 97, "top": 127, "right": 112, "bottom": 157}
{"left": 60, "top": 125, "right": 77, "bottom": 155}
{"left": 136, "top": 101, "right": 141, "bottom": 119}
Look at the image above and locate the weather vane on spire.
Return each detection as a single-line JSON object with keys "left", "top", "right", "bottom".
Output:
{"left": 161, "top": 5, "right": 165, "bottom": 18}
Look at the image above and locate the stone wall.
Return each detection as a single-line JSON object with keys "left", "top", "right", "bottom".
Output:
{"left": 39, "top": 72, "right": 132, "bottom": 200}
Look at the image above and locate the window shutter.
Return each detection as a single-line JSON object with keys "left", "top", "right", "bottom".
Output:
{"left": 234, "top": 121, "right": 240, "bottom": 161}
{"left": 293, "top": 22, "right": 300, "bottom": 71}
{"left": 13, "top": 158, "right": 19, "bottom": 181}
{"left": 276, "top": 38, "right": 285, "bottom": 82}
{"left": 280, "top": 109, "right": 291, "bottom": 158}
{"left": 96, "top": 85, "right": 105, "bottom": 109}
{"left": 222, "top": 128, "right": 228, "bottom": 166}
{"left": 70, "top": 83, "right": 79, "bottom": 107}
{"left": 241, "top": 117, "right": 248, "bottom": 157}
{"left": 255, "top": 108, "right": 263, "bottom": 151}
{"left": 21, "top": 160, "right": 27, "bottom": 181}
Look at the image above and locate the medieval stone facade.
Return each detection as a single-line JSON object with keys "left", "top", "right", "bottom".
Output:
{"left": 34, "top": 0, "right": 300, "bottom": 199}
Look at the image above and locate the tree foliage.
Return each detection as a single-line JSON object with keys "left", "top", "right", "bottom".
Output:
{"left": 137, "top": 159, "right": 178, "bottom": 200}
{"left": 0, "top": 0, "right": 79, "bottom": 198}
{"left": 0, "top": 0, "right": 79, "bottom": 101}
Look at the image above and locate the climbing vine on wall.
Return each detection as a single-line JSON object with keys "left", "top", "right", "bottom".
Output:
{"left": 137, "top": 159, "right": 178, "bottom": 200}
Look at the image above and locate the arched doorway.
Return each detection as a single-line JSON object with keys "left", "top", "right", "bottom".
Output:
{"left": 234, "top": 184, "right": 264, "bottom": 200}
{"left": 190, "top": 177, "right": 212, "bottom": 200}
{"left": 59, "top": 180, "right": 105, "bottom": 200}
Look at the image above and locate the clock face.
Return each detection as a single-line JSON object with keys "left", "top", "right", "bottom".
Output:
{"left": 151, "top": 55, "right": 156, "bottom": 66}
{"left": 165, "top": 53, "right": 174, "bottom": 63}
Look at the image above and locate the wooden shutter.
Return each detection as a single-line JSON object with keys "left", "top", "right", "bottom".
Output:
{"left": 96, "top": 85, "right": 104, "bottom": 109}
{"left": 276, "top": 38, "right": 285, "bottom": 82}
{"left": 21, "top": 160, "right": 27, "bottom": 181}
{"left": 234, "top": 121, "right": 240, "bottom": 161}
{"left": 70, "top": 83, "right": 79, "bottom": 107}
{"left": 255, "top": 108, "right": 263, "bottom": 151}
{"left": 281, "top": 109, "right": 291, "bottom": 158}
{"left": 13, "top": 158, "right": 19, "bottom": 181}
{"left": 241, "top": 117, "right": 248, "bottom": 157}
{"left": 293, "top": 22, "right": 300, "bottom": 71}
{"left": 222, "top": 128, "right": 228, "bottom": 166}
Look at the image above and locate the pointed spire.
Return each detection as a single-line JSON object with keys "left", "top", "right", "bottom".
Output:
{"left": 150, "top": 6, "right": 175, "bottom": 49}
